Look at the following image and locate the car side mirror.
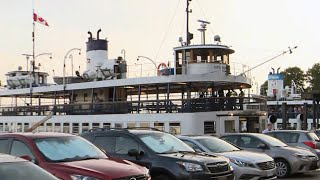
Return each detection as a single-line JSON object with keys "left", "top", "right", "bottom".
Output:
{"left": 257, "top": 143, "right": 268, "bottom": 149}
{"left": 20, "top": 155, "right": 36, "bottom": 164}
{"left": 194, "top": 149, "right": 203, "bottom": 153}
{"left": 128, "top": 149, "right": 140, "bottom": 157}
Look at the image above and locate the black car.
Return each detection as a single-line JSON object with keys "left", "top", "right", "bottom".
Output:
{"left": 81, "top": 128, "right": 234, "bottom": 180}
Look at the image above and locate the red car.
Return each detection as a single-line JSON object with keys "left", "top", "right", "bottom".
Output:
{"left": 0, "top": 133, "right": 150, "bottom": 180}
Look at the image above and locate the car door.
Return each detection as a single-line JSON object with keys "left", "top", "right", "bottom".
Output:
{"left": 93, "top": 134, "right": 152, "bottom": 168}
{"left": 237, "top": 136, "right": 270, "bottom": 154}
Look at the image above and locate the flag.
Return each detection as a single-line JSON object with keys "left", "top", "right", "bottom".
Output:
{"left": 33, "top": 13, "right": 49, "bottom": 26}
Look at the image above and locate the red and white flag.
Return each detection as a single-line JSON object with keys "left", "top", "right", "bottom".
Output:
{"left": 33, "top": 13, "right": 49, "bottom": 26}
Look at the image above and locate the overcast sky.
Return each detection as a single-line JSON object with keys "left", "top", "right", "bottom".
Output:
{"left": 0, "top": 0, "right": 319, "bottom": 89}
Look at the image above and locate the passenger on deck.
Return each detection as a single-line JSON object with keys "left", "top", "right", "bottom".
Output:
{"left": 239, "top": 88, "right": 244, "bottom": 110}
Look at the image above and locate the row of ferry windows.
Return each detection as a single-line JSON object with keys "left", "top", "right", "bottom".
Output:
{"left": 0, "top": 122, "right": 182, "bottom": 135}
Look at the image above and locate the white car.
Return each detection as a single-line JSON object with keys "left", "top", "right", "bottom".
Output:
{"left": 178, "top": 135, "right": 277, "bottom": 180}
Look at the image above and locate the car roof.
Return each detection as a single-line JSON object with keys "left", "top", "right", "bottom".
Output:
{"left": 266, "top": 130, "right": 310, "bottom": 133}
{"left": 0, "top": 132, "right": 76, "bottom": 139}
{"left": 0, "top": 154, "right": 26, "bottom": 163}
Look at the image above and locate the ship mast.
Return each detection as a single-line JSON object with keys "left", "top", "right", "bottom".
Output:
{"left": 186, "top": 0, "right": 193, "bottom": 45}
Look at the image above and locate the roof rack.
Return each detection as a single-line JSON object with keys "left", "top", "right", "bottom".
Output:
{"left": 86, "top": 127, "right": 163, "bottom": 133}
{"left": 87, "top": 127, "right": 129, "bottom": 133}
{"left": 124, "top": 127, "right": 162, "bottom": 132}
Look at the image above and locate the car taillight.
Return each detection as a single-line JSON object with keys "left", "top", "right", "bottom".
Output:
{"left": 303, "top": 141, "right": 318, "bottom": 149}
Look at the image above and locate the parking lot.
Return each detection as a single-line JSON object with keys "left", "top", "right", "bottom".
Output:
{"left": 282, "top": 171, "right": 320, "bottom": 180}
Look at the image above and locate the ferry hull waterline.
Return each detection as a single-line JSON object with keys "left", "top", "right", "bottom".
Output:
{"left": 0, "top": 1, "right": 268, "bottom": 135}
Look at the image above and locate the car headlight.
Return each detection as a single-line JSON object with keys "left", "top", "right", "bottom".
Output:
{"left": 292, "top": 153, "right": 308, "bottom": 160}
{"left": 229, "top": 158, "right": 255, "bottom": 168}
{"left": 177, "top": 162, "right": 204, "bottom": 172}
{"left": 70, "top": 175, "right": 102, "bottom": 180}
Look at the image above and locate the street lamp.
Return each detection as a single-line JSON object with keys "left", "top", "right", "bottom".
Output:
{"left": 63, "top": 48, "right": 81, "bottom": 87}
{"left": 137, "top": 55, "right": 157, "bottom": 76}
{"left": 121, "top": 49, "right": 126, "bottom": 60}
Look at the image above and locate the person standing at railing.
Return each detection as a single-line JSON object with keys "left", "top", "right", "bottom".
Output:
{"left": 239, "top": 88, "right": 244, "bottom": 110}
{"left": 231, "top": 89, "right": 238, "bottom": 110}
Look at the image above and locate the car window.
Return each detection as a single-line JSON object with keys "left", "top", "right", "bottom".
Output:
{"left": 239, "top": 136, "right": 263, "bottom": 148}
{"left": 10, "top": 140, "right": 35, "bottom": 159}
{"left": 0, "top": 139, "right": 9, "bottom": 153}
{"left": 93, "top": 136, "right": 116, "bottom": 153}
{"left": 181, "top": 140, "right": 203, "bottom": 151}
{"left": 307, "top": 132, "right": 320, "bottom": 141}
{"left": 115, "top": 135, "right": 139, "bottom": 154}
{"left": 221, "top": 136, "right": 237, "bottom": 145}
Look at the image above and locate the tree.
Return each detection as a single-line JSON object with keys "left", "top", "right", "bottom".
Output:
{"left": 307, "top": 63, "right": 320, "bottom": 90}
{"left": 260, "top": 80, "right": 268, "bottom": 96}
{"left": 281, "top": 67, "right": 305, "bottom": 89}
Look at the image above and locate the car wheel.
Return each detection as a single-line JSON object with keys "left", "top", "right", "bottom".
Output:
{"left": 275, "top": 159, "right": 290, "bottom": 178}
{"left": 153, "top": 174, "right": 171, "bottom": 180}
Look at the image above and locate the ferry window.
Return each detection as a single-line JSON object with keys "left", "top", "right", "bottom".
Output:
{"left": 127, "top": 123, "right": 136, "bottom": 128}
{"left": 115, "top": 135, "right": 139, "bottom": 155}
{"left": 54, "top": 123, "right": 61, "bottom": 132}
{"left": 0, "top": 139, "right": 8, "bottom": 153}
{"left": 140, "top": 122, "right": 150, "bottom": 128}
{"left": 17, "top": 123, "right": 22, "bottom": 132}
{"left": 38, "top": 125, "right": 45, "bottom": 132}
{"left": 223, "top": 54, "right": 229, "bottom": 64}
{"left": 204, "top": 121, "right": 216, "bottom": 134}
{"left": 39, "top": 76, "right": 43, "bottom": 84}
{"left": 277, "top": 123, "right": 283, "bottom": 130}
{"left": 24, "top": 123, "right": 30, "bottom": 131}
{"left": 93, "top": 136, "right": 115, "bottom": 153}
{"left": 84, "top": 93, "right": 88, "bottom": 101}
{"left": 46, "top": 123, "right": 52, "bottom": 132}
{"left": 225, "top": 120, "right": 235, "bottom": 133}
{"left": 169, "top": 123, "right": 181, "bottom": 135}
{"left": 63, "top": 123, "right": 70, "bottom": 133}
{"left": 0, "top": 123, "right": 3, "bottom": 131}
{"left": 73, "top": 123, "right": 79, "bottom": 134}
{"left": 115, "top": 123, "right": 122, "bottom": 128}
{"left": 154, "top": 122, "right": 164, "bottom": 131}
{"left": 4, "top": 123, "right": 10, "bottom": 132}
{"left": 10, "top": 140, "right": 35, "bottom": 159}
{"left": 178, "top": 52, "right": 182, "bottom": 65}
{"left": 82, "top": 123, "right": 89, "bottom": 132}
{"left": 103, "top": 123, "right": 111, "bottom": 128}
{"left": 92, "top": 123, "right": 100, "bottom": 129}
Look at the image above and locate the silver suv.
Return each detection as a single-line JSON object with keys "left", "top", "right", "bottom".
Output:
{"left": 265, "top": 130, "right": 320, "bottom": 158}
{"left": 221, "top": 133, "right": 318, "bottom": 178}
{"left": 178, "top": 135, "right": 276, "bottom": 180}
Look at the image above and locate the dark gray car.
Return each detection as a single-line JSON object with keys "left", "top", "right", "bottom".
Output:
{"left": 265, "top": 130, "right": 320, "bottom": 158}
{"left": 221, "top": 133, "right": 319, "bottom": 178}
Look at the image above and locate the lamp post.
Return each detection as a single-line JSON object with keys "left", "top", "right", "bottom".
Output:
{"left": 137, "top": 55, "right": 157, "bottom": 76}
{"left": 121, "top": 49, "right": 126, "bottom": 60}
{"left": 63, "top": 48, "right": 81, "bottom": 88}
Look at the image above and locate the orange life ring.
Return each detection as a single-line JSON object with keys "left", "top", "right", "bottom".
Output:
{"left": 157, "top": 63, "right": 168, "bottom": 75}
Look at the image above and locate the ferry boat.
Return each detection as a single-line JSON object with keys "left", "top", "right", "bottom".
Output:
{"left": 0, "top": 1, "right": 268, "bottom": 135}
{"left": 266, "top": 71, "right": 318, "bottom": 130}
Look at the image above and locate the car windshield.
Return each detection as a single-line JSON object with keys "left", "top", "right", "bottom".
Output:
{"left": 256, "top": 134, "right": 287, "bottom": 147}
{"left": 196, "top": 137, "right": 240, "bottom": 153}
{"left": 0, "top": 162, "right": 58, "bottom": 180}
{"left": 138, "top": 132, "right": 194, "bottom": 154}
{"left": 35, "top": 136, "right": 106, "bottom": 162}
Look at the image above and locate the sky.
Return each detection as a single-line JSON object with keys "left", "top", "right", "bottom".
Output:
{"left": 0, "top": 0, "right": 319, "bottom": 90}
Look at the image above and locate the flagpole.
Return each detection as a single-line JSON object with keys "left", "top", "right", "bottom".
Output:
{"left": 30, "top": 1, "right": 35, "bottom": 108}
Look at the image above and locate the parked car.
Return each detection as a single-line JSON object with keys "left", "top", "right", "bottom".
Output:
{"left": 0, "top": 153, "right": 59, "bottom": 180}
{"left": 81, "top": 128, "right": 235, "bottom": 180}
{"left": 178, "top": 135, "right": 277, "bottom": 180}
{"left": 221, "top": 133, "right": 319, "bottom": 178}
{"left": 265, "top": 130, "right": 320, "bottom": 158}
{"left": 315, "top": 129, "right": 320, "bottom": 138}
{"left": 0, "top": 133, "right": 150, "bottom": 180}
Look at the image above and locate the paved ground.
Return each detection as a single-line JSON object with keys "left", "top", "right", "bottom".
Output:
{"left": 282, "top": 171, "right": 320, "bottom": 180}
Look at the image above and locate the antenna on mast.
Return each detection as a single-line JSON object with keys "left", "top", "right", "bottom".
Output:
{"left": 186, "top": 0, "right": 193, "bottom": 45}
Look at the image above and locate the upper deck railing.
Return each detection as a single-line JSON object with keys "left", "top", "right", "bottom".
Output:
{"left": 0, "top": 96, "right": 266, "bottom": 116}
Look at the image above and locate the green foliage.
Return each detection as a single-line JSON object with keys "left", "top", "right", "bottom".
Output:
{"left": 260, "top": 80, "right": 268, "bottom": 96}
{"left": 281, "top": 67, "right": 305, "bottom": 89}
{"left": 307, "top": 63, "right": 320, "bottom": 91}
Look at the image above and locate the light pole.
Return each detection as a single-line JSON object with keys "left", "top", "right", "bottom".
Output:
{"left": 121, "top": 49, "right": 126, "bottom": 60}
{"left": 69, "top": 54, "right": 74, "bottom": 77}
{"left": 63, "top": 48, "right": 81, "bottom": 87}
{"left": 137, "top": 55, "right": 157, "bottom": 76}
